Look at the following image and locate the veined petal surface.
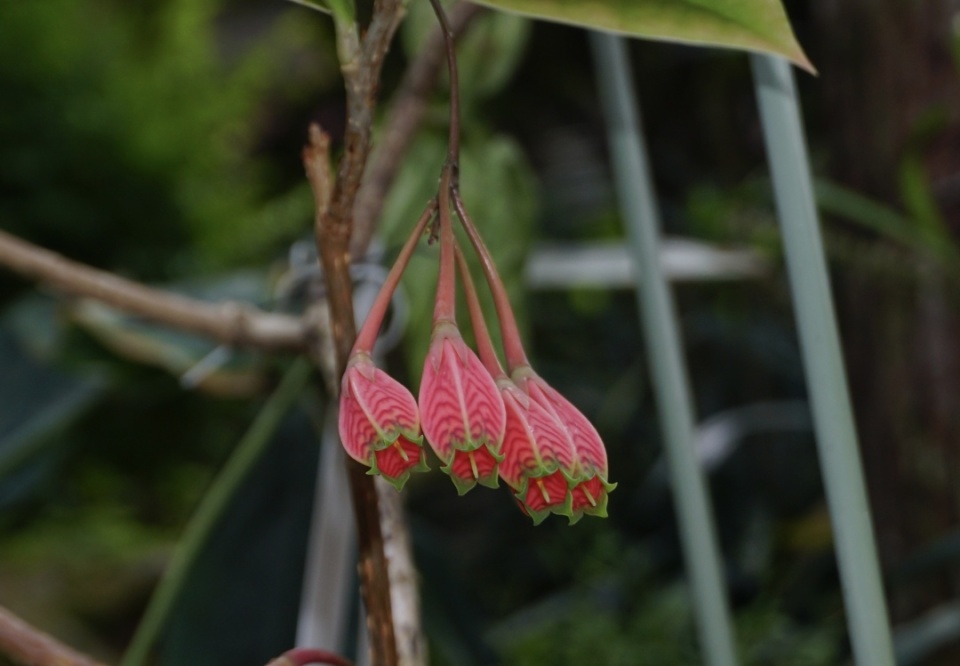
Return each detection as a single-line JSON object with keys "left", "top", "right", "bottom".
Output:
{"left": 419, "top": 329, "right": 506, "bottom": 492}
{"left": 338, "top": 354, "right": 426, "bottom": 488}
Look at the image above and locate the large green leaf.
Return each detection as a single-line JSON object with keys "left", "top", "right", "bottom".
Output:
{"left": 470, "top": 0, "right": 813, "bottom": 71}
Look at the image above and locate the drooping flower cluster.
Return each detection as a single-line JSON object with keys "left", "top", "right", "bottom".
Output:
{"left": 337, "top": 167, "right": 615, "bottom": 524}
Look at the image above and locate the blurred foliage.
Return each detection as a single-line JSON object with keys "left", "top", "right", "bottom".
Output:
{"left": 2, "top": 1, "right": 956, "bottom": 665}
{"left": 0, "top": 0, "right": 333, "bottom": 279}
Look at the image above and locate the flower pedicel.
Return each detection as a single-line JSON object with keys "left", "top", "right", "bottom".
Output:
{"left": 418, "top": 169, "right": 506, "bottom": 494}
{"left": 453, "top": 193, "right": 616, "bottom": 522}
{"left": 337, "top": 203, "right": 436, "bottom": 490}
{"left": 337, "top": 0, "right": 613, "bottom": 522}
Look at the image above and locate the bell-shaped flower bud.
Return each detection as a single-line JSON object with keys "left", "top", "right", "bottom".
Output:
{"left": 453, "top": 239, "right": 580, "bottom": 523}
{"left": 498, "top": 380, "right": 578, "bottom": 524}
{"left": 419, "top": 323, "right": 506, "bottom": 494}
{"left": 339, "top": 353, "right": 428, "bottom": 490}
{"left": 513, "top": 368, "right": 616, "bottom": 522}
{"left": 337, "top": 201, "right": 436, "bottom": 490}
{"left": 420, "top": 173, "right": 506, "bottom": 494}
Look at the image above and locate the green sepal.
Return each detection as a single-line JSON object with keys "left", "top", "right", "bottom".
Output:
{"left": 443, "top": 466, "right": 478, "bottom": 496}
{"left": 571, "top": 478, "right": 617, "bottom": 523}
{"left": 409, "top": 455, "right": 431, "bottom": 474}
{"left": 524, "top": 502, "right": 553, "bottom": 526}
{"left": 450, "top": 435, "right": 506, "bottom": 457}
{"left": 365, "top": 444, "right": 429, "bottom": 492}
{"left": 439, "top": 439, "right": 504, "bottom": 495}
{"left": 371, "top": 429, "right": 424, "bottom": 452}
{"left": 369, "top": 465, "right": 413, "bottom": 492}
{"left": 513, "top": 475, "right": 575, "bottom": 526}
{"left": 551, "top": 490, "right": 575, "bottom": 520}
{"left": 476, "top": 471, "right": 501, "bottom": 490}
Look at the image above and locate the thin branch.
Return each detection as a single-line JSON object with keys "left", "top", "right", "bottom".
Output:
{"left": 428, "top": 0, "right": 462, "bottom": 166}
{"left": 0, "top": 229, "right": 306, "bottom": 352}
{"left": 0, "top": 604, "right": 106, "bottom": 666}
{"left": 309, "top": 2, "right": 418, "bottom": 665}
{"left": 351, "top": 2, "right": 483, "bottom": 258}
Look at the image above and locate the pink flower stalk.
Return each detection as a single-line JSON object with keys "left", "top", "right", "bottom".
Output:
{"left": 456, "top": 243, "right": 578, "bottom": 523}
{"left": 419, "top": 172, "right": 506, "bottom": 494}
{"left": 337, "top": 202, "right": 437, "bottom": 490}
{"left": 453, "top": 193, "right": 615, "bottom": 522}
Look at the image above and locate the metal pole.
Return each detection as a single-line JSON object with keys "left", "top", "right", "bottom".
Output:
{"left": 296, "top": 407, "right": 357, "bottom": 652}
{"left": 751, "top": 54, "right": 895, "bottom": 666}
{"left": 591, "top": 32, "right": 740, "bottom": 666}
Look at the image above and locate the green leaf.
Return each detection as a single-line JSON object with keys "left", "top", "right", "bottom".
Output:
{"left": 470, "top": 0, "right": 813, "bottom": 71}
{"left": 402, "top": 0, "right": 532, "bottom": 101}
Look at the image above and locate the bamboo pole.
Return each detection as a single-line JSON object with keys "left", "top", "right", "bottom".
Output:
{"left": 751, "top": 54, "right": 895, "bottom": 666}
{"left": 590, "top": 33, "right": 740, "bottom": 666}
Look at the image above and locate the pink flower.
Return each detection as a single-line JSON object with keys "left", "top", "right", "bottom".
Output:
{"left": 339, "top": 353, "right": 428, "bottom": 490}
{"left": 419, "top": 323, "right": 506, "bottom": 494}
{"left": 512, "top": 368, "right": 616, "bottom": 522}
{"left": 497, "top": 380, "right": 577, "bottom": 524}
{"left": 452, "top": 190, "right": 614, "bottom": 524}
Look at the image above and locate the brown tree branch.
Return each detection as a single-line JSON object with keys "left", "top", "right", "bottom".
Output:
{"left": 0, "top": 604, "right": 106, "bottom": 666}
{"left": 351, "top": 1, "right": 484, "bottom": 258}
{"left": 0, "top": 229, "right": 307, "bottom": 352}
{"left": 309, "top": 2, "right": 421, "bottom": 665}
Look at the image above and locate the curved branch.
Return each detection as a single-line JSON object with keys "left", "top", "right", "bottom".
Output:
{"left": 312, "top": 2, "right": 419, "bottom": 665}
{"left": 0, "top": 231, "right": 307, "bottom": 351}
{"left": 0, "top": 229, "right": 307, "bottom": 352}
{"left": 0, "top": 604, "right": 106, "bottom": 666}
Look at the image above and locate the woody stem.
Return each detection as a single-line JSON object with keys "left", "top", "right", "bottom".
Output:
{"left": 454, "top": 241, "right": 506, "bottom": 377}
{"left": 428, "top": 0, "right": 461, "bottom": 166}
{"left": 451, "top": 188, "right": 529, "bottom": 370}
{"left": 352, "top": 198, "right": 438, "bottom": 353}
{"left": 433, "top": 165, "right": 458, "bottom": 325}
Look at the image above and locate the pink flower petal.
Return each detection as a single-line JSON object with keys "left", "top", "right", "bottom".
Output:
{"left": 338, "top": 354, "right": 426, "bottom": 490}
{"left": 443, "top": 446, "right": 502, "bottom": 494}
{"left": 419, "top": 328, "right": 506, "bottom": 493}
{"left": 513, "top": 470, "right": 573, "bottom": 525}
{"left": 373, "top": 436, "right": 428, "bottom": 489}
{"left": 499, "top": 384, "right": 572, "bottom": 487}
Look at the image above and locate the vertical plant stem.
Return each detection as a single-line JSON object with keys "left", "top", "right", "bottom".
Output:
{"left": 451, "top": 192, "right": 529, "bottom": 371}
{"left": 454, "top": 243, "right": 505, "bottom": 377}
{"left": 353, "top": 200, "right": 437, "bottom": 353}
{"left": 751, "top": 54, "right": 895, "bottom": 666}
{"left": 351, "top": 2, "right": 483, "bottom": 257}
{"left": 121, "top": 360, "right": 313, "bottom": 666}
{"left": 296, "top": 401, "right": 357, "bottom": 654}
{"left": 306, "top": 1, "right": 418, "bottom": 660}
{"left": 590, "top": 33, "right": 740, "bottom": 666}
{"left": 433, "top": 167, "right": 457, "bottom": 325}
{"left": 427, "top": 0, "right": 461, "bottom": 165}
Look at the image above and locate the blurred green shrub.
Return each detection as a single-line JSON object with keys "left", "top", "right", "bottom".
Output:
{"left": 0, "top": 0, "right": 330, "bottom": 282}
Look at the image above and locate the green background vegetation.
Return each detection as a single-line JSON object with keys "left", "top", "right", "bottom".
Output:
{"left": 2, "top": 0, "right": 959, "bottom": 664}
